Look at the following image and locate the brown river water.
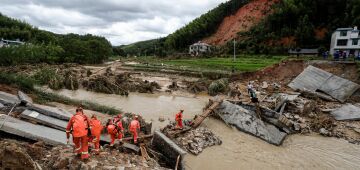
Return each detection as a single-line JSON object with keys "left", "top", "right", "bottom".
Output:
{"left": 45, "top": 88, "right": 360, "bottom": 170}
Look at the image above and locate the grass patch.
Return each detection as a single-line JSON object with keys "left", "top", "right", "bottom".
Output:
{"left": 123, "top": 55, "right": 288, "bottom": 73}
{"left": 0, "top": 72, "right": 121, "bottom": 115}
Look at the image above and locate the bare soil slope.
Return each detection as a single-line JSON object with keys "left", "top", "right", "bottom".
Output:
{"left": 203, "top": 0, "right": 278, "bottom": 45}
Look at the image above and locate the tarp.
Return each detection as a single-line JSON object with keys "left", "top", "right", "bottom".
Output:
{"left": 288, "top": 66, "right": 360, "bottom": 102}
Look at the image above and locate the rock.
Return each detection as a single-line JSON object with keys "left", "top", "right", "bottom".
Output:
{"left": 52, "top": 157, "right": 69, "bottom": 169}
{"left": 320, "top": 128, "right": 331, "bottom": 136}
{"left": 299, "top": 123, "right": 307, "bottom": 129}
{"left": 294, "top": 123, "right": 301, "bottom": 131}
{"left": 158, "top": 116, "right": 165, "bottom": 122}
{"left": 261, "top": 81, "right": 269, "bottom": 89}
{"left": 103, "top": 165, "right": 116, "bottom": 170}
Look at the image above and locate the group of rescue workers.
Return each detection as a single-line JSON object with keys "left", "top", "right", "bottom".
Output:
{"left": 66, "top": 107, "right": 185, "bottom": 160}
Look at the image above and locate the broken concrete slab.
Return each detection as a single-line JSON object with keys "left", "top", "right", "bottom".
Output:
{"left": 288, "top": 66, "right": 360, "bottom": 102}
{"left": 27, "top": 104, "right": 72, "bottom": 121}
{"left": 215, "top": 101, "right": 288, "bottom": 145}
{"left": 0, "top": 91, "right": 20, "bottom": 105}
{"left": 152, "top": 131, "right": 186, "bottom": 169}
{"left": 331, "top": 104, "right": 360, "bottom": 121}
{"left": 18, "top": 91, "right": 33, "bottom": 105}
{"left": 19, "top": 110, "right": 111, "bottom": 143}
{"left": 0, "top": 115, "right": 68, "bottom": 146}
{"left": 20, "top": 110, "right": 67, "bottom": 131}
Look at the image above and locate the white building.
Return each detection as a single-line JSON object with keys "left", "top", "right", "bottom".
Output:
{"left": 0, "top": 38, "right": 25, "bottom": 48}
{"left": 330, "top": 27, "right": 360, "bottom": 56}
{"left": 189, "top": 42, "right": 212, "bottom": 56}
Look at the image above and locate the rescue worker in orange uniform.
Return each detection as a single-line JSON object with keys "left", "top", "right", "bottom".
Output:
{"left": 106, "top": 119, "right": 118, "bottom": 146}
{"left": 89, "top": 115, "right": 103, "bottom": 155}
{"left": 175, "top": 110, "right": 184, "bottom": 129}
{"left": 114, "top": 114, "right": 124, "bottom": 141}
{"left": 129, "top": 115, "right": 140, "bottom": 144}
{"left": 66, "top": 107, "right": 90, "bottom": 160}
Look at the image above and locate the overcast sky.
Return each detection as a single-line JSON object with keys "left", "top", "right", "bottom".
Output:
{"left": 0, "top": 0, "right": 227, "bottom": 45}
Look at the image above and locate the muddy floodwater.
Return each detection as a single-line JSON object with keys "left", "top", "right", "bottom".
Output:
{"left": 45, "top": 88, "right": 360, "bottom": 169}
{"left": 44, "top": 88, "right": 209, "bottom": 129}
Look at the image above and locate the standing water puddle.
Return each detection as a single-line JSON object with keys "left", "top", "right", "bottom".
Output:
{"left": 45, "top": 88, "right": 360, "bottom": 169}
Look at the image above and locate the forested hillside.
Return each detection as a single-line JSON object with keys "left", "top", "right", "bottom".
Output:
{"left": 233, "top": 0, "right": 360, "bottom": 54}
{"left": 0, "top": 13, "right": 112, "bottom": 65}
{"left": 123, "top": 0, "right": 360, "bottom": 56}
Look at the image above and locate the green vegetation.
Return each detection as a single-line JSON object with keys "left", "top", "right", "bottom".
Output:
{"left": 208, "top": 78, "right": 229, "bottom": 96}
{"left": 0, "top": 72, "right": 121, "bottom": 115}
{"left": 235, "top": 0, "right": 360, "bottom": 54}
{"left": 120, "top": 38, "right": 167, "bottom": 57}
{"left": 0, "top": 13, "right": 113, "bottom": 65}
{"left": 127, "top": 56, "right": 287, "bottom": 72}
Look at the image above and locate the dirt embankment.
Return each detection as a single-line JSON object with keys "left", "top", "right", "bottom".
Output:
{"left": 203, "top": 0, "right": 279, "bottom": 45}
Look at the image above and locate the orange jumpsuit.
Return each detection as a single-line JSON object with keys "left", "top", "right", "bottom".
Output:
{"left": 175, "top": 112, "right": 183, "bottom": 128}
{"left": 90, "top": 118, "right": 103, "bottom": 154}
{"left": 129, "top": 120, "right": 140, "bottom": 143}
{"left": 116, "top": 121, "right": 124, "bottom": 140}
{"left": 66, "top": 112, "right": 89, "bottom": 160}
{"left": 107, "top": 124, "right": 117, "bottom": 146}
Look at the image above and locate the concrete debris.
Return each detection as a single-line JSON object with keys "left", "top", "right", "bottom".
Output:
{"left": 319, "top": 128, "right": 331, "bottom": 136}
{"left": 261, "top": 81, "right": 269, "bottom": 89}
{"left": 0, "top": 91, "right": 20, "bottom": 105}
{"left": 20, "top": 109, "right": 66, "bottom": 131}
{"left": 0, "top": 139, "right": 166, "bottom": 170}
{"left": 122, "top": 143, "right": 140, "bottom": 153}
{"left": 331, "top": 104, "right": 360, "bottom": 121}
{"left": 214, "top": 101, "right": 288, "bottom": 145}
{"left": 27, "top": 104, "right": 72, "bottom": 121}
{"left": 288, "top": 66, "right": 360, "bottom": 102}
{"left": 152, "top": 131, "right": 186, "bottom": 169}
{"left": 0, "top": 103, "right": 4, "bottom": 109}
{"left": 18, "top": 91, "right": 33, "bottom": 105}
{"left": 174, "top": 127, "right": 222, "bottom": 155}
{"left": 0, "top": 115, "right": 68, "bottom": 146}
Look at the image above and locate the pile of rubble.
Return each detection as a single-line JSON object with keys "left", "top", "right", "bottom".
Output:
{"left": 218, "top": 65, "right": 360, "bottom": 145}
{"left": 173, "top": 127, "right": 222, "bottom": 155}
{"left": 162, "top": 123, "right": 222, "bottom": 155}
{"left": 0, "top": 139, "right": 167, "bottom": 170}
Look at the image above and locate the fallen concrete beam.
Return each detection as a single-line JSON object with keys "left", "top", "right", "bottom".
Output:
{"left": 27, "top": 104, "right": 72, "bottom": 121}
{"left": 18, "top": 91, "right": 33, "bottom": 105}
{"left": 20, "top": 110, "right": 67, "bottom": 131}
{"left": 331, "top": 104, "right": 360, "bottom": 121}
{"left": 19, "top": 109, "right": 111, "bottom": 143}
{"left": 152, "top": 131, "right": 186, "bottom": 169}
{"left": 215, "top": 101, "right": 288, "bottom": 145}
{"left": 0, "top": 91, "right": 20, "bottom": 105}
{"left": 0, "top": 115, "right": 68, "bottom": 146}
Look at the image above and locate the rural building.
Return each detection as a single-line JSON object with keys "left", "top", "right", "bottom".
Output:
{"left": 288, "top": 48, "right": 319, "bottom": 56}
{"left": 0, "top": 38, "right": 25, "bottom": 47}
{"left": 330, "top": 27, "right": 360, "bottom": 56}
{"left": 189, "top": 42, "right": 212, "bottom": 56}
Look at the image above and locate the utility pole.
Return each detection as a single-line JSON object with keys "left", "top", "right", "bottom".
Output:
{"left": 233, "top": 39, "right": 236, "bottom": 62}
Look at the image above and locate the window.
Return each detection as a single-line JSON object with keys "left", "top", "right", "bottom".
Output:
{"left": 352, "top": 39, "right": 359, "bottom": 46}
{"left": 340, "top": 31, "right": 348, "bottom": 36}
{"left": 337, "top": 39, "right": 348, "bottom": 46}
